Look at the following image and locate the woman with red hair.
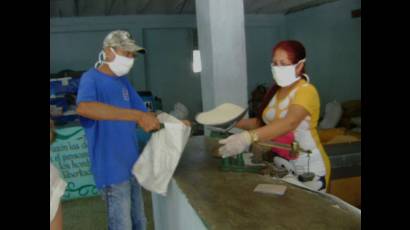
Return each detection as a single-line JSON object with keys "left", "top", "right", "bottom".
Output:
{"left": 218, "top": 40, "right": 331, "bottom": 192}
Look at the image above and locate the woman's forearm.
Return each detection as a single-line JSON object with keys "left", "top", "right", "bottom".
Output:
{"left": 252, "top": 118, "right": 298, "bottom": 142}
{"left": 235, "top": 118, "right": 262, "bottom": 130}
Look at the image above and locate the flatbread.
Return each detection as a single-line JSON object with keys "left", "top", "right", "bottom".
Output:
{"left": 196, "top": 103, "right": 245, "bottom": 125}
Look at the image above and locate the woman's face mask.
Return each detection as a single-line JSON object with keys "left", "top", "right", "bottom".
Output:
{"left": 95, "top": 48, "right": 135, "bottom": 77}
{"left": 271, "top": 59, "right": 305, "bottom": 87}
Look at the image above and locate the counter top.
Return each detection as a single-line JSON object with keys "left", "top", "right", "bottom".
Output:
{"left": 172, "top": 136, "right": 360, "bottom": 229}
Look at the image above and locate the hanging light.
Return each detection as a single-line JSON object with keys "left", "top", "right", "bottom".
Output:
{"left": 192, "top": 29, "right": 201, "bottom": 73}
{"left": 193, "top": 50, "right": 202, "bottom": 73}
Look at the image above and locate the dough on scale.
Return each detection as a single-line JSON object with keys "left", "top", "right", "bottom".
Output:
{"left": 196, "top": 103, "right": 245, "bottom": 125}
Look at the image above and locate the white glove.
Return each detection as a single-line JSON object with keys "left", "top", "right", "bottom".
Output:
{"left": 218, "top": 131, "right": 252, "bottom": 158}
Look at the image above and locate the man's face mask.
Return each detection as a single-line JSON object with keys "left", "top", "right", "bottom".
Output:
{"left": 271, "top": 59, "right": 306, "bottom": 87}
{"left": 96, "top": 48, "right": 135, "bottom": 77}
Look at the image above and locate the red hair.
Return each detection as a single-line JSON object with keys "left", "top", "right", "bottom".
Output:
{"left": 256, "top": 40, "right": 307, "bottom": 123}
{"left": 272, "top": 40, "right": 306, "bottom": 74}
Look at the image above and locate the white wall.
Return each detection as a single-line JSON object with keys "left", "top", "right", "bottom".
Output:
{"left": 51, "top": 0, "right": 361, "bottom": 117}
{"left": 50, "top": 15, "right": 284, "bottom": 118}
{"left": 245, "top": 15, "right": 286, "bottom": 96}
{"left": 143, "top": 28, "right": 202, "bottom": 119}
{"left": 50, "top": 15, "right": 196, "bottom": 92}
{"left": 285, "top": 0, "right": 361, "bottom": 109}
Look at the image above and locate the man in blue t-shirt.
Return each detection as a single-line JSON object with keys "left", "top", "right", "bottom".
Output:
{"left": 76, "top": 30, "right": 160, "bottom": 230}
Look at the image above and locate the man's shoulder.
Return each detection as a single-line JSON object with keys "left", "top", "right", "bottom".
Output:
{"left": 81, "top": 68, "right": 99, "bottom": 79}
{"left": 80, "top": 68, "right": 106, "bottom": 86}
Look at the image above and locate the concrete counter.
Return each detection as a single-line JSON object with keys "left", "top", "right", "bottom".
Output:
{"left": 151, "top": 136, "right": 360, "bottom": 230}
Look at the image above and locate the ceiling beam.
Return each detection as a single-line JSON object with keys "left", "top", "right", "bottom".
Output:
{"left": 285, "top": 0, "right": 338, "bottom": 15}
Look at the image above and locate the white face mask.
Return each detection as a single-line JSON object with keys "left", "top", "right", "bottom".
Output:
{"left": 271, "top": 59, "right": 306, "bottom": 87}
{"left": 95, "top": 48, "right": 134, "bottom": 77}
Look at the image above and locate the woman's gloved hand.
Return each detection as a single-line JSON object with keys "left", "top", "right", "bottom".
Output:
{"left": 218, "top": 131, "right": 252, "bottom": 158}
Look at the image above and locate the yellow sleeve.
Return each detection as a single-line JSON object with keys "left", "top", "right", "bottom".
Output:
{"left": 291, "top": 84, "right": 320, "bottom": 116}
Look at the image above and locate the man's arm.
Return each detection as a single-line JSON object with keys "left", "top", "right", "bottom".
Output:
{"left": 76, "top": 102, "right": 160, "bottom": 132}
{"left": 77, "top": 102, "right": 141, "bottom": 121}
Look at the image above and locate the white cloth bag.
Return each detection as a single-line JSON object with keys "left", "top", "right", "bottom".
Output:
{"left": 50, "top": 163, "right": 67, "bottom": 222}
{"left": 132, "top": 113, "right": 191, "bottom": 196}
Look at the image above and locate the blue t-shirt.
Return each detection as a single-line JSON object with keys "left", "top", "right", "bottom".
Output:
{"left": 76, "top": 68, "right": 147, "bottom": 188}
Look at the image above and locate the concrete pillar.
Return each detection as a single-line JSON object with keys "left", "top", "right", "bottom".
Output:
{"left": 195, "top": 0, "right": 248, "bottom": 112}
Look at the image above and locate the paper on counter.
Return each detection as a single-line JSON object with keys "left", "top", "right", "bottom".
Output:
{"left": 254, "top": 184, "right": 287, "bottom": 196}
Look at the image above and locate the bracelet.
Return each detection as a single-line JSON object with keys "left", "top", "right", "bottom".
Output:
{"left": 248, "top": 130, "right": 259, "bottom": 143}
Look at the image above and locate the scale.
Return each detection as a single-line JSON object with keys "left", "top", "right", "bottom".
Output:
{"left": 195, "top": 104, "right": 315, "bottom": 181}
{"left": 256, "top": 140, "right": 315, "bottom": 181}
{"left": 209, "top": 109, "right": 263, "bottom": 173}
{"left": 196, "top": 106, "right": 262, "bottom": 173}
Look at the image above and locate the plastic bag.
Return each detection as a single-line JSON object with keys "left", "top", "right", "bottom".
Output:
{"left": 132, "top": 113, "right": 191, "bottom": 196}
{"left": 319, "top": 101, "right": 343, "bottom": 129}
{"left": 169, "top": 102, "right": 189, "bottom": 120}
{"left": 50, "top": 163, "right": 67, "bottom": 222}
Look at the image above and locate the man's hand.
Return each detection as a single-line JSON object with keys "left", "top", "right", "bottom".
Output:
{"left": 181, "top": 120, "right": 192, "bottom": 127}
{"left": 136, "top": 112, "right": 161, "bottom": 132}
